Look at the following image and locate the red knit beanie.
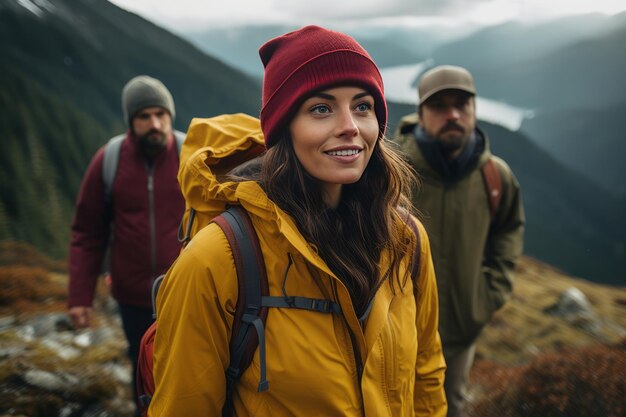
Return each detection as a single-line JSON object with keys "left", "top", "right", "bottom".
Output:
{"left": 259, "top": 25, "right": 387, "bottom": 148}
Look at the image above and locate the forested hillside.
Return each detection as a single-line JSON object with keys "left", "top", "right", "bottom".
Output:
{"left": 0, "top": 0, "right": 261, "bottom": 257}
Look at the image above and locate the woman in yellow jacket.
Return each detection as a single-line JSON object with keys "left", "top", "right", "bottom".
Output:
{"left": 150, "top": 25, "right": 447, "bottom": 417}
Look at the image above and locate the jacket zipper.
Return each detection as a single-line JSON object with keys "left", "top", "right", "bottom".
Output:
{"left": 347, "top": 325, "right": 366, "bottom": 417}
{"left": 146, "top": 164, "right": 157, "bottom": 280}
{"left": 330, "top": 280, "right": 366, "bottom": 416}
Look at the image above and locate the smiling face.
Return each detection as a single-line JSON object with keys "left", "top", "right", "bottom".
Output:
{"left": 289, "top": 86, "right": 379, "bottom": 208}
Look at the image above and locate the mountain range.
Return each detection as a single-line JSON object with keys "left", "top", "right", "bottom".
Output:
{"left": 0, "top": 0, "right": 624, "bottom": 284}
{"left": 186, "top": 14, "right": 626, "bottom": 198}
{"left": 183, "top": 23, "right": 464, "bottom": 79}
{"left": 431, "top": 13, "right": 626, "bottom": 196}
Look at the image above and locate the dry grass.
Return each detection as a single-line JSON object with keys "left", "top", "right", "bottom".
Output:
{"left": 0, "top": 241, "right": 70, "bottom": 317}
{"left": 0, "top": 246, "right": 111, "bottom": 320}
{"left": 0, "top": 241, "right": 66, "bottom": 273}
{"left": 0, "top": 266, "right": 67, "bottom": 314}
{"left": 468, "top": 256, "right": 626, "bottom": 417}
{"left": 0, "top": 242, "right": 131, "bottom": 416}
{"left": 476, "top": 256, "right": 626, "bottom": 364}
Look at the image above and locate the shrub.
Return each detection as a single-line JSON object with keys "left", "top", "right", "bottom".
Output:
{"left": 470, "top": 341, "right": 626, "bottom": 417}
{"left": 0, "top": 266, "right": 66, "bottom": 312}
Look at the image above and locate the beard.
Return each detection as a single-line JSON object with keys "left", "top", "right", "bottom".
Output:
{"left": 137, "top": 129, "right": 168, "bottom": 156}
{"left": 434, "top": 122, "right": 472, "bottom": 155}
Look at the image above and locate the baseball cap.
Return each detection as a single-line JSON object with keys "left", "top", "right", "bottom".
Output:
{"left": 418, "top": 65, "right": 476, "bottom": 105}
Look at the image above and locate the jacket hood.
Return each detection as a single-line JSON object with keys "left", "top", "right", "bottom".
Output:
{"left": 178, "top": 113, "right": 266, "bottom": 220}
{"left": 177, "top": 113, "right": 340, "bottom": 278}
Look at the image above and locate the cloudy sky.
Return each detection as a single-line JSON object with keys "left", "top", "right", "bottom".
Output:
{"left": 110, "top": 0, "right": 626, "bottom": 31}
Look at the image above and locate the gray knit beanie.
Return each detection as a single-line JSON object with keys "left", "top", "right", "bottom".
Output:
{"left": 121, "top": 75, "right": 175, "bottom": 126}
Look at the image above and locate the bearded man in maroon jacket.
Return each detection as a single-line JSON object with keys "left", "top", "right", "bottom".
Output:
{"left": 68, "top": 75, "right": 185, "bottom": 413}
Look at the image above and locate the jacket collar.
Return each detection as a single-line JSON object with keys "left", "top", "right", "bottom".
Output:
{"left": 414, "top": 125, "right": 483, "bottom": 183}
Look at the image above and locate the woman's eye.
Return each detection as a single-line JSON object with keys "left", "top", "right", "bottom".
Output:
{"left": 311, "top": 104, "right": 331, "bottom": 114}
{"left": 355, "top": 102, "right": 372, "bottom": 112}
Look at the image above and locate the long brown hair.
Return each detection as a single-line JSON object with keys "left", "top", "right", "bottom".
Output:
{"left": 260, "top": 132, "right": 418, "bottom": 316}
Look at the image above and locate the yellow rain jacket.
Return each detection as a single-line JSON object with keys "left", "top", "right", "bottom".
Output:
{"left": 149, "top": 114, "right": 447, "bottom": 417}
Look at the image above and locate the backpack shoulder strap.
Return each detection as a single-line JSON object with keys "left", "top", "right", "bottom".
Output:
{"left": 102, "top": 133, "right": 127, "bottom": 204}
{"left": 213, "top": 205, "right": 344, "bottom": 416}
{"left": 212, "top": 206, "right": 269, "bottom": 417}
{"left": 481, "top": 157, "right": 503, "bottom": 221}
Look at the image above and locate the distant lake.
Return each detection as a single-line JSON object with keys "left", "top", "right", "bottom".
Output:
{"left": 380, "top": 62, "right": 534, "bottom": 131}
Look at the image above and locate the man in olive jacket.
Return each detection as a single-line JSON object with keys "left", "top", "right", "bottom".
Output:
{"left": 394, "top": 65, "right": 524, "bottom": 417}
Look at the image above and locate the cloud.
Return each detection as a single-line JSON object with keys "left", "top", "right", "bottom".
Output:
{"left": 272, "top": 0, "right": 495, "bottom": 20}
{"left": 111, "top": 0, "right": 626, "bottom": 30}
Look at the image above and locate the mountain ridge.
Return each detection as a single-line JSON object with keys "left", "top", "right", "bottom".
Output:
{"left": 182, "top": 14, "right": 626, "bottom": 205}
{"left": 0, "top": 0, "right": 261, "bottom": 256}
{"left": 1, "top": 0, "right": 624, "bottom": 284}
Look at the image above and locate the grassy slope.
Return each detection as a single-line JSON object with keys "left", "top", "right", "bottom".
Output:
{"left": 470, "top": 257, "right": 626, "bottom": 417}
{"left": 476, "top": 256, "right": 626, "bottom": 365}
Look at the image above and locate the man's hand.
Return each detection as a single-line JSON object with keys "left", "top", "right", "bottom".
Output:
{"left": 68, "top": 306, "right": 93, "bottom": 329}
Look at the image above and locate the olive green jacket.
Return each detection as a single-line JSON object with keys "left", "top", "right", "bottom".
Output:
{"left": 395, "top": 113, "right": 525, "bottom": 359}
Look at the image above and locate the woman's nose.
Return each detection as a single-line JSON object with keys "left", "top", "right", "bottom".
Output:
{"left": 335, "top": 109, "right": 358, "bottom": 138}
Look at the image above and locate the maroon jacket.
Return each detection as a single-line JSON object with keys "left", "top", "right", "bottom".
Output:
{"left": 68, "top": 132, "right": 185, "bottom": 309}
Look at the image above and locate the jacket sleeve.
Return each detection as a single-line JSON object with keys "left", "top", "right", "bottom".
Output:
{"left": 149, "top": 225, "right": 236, "bottom": 416}
{"left": 68, "top": 148, "right": 109, "bottom": 308}
{"left": 483, "top": 161, "right": 525, "bottom": 311}
{"left": 413, "top": 220, "right": 448, "bottom": 417}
